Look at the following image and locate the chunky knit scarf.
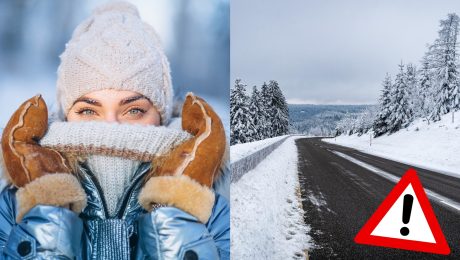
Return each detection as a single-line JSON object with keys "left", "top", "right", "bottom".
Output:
{"left": 40, "top": 119, "right": 190, "bottom": 161}
{"left": 85, "top": 155, "right": 140, "bottom": 216}
{"left": 39, "top": 119, "right": 191, "bottom": 216}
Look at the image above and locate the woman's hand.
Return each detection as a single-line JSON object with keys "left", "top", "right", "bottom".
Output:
{"left": 1, "top": 95, "right": 86, "bottom": 221}
{"left": 139, "top": 93, "right": 227, "bottom": 224}
{"left": 1, "top": 95, "right": 71, "bottom": 186}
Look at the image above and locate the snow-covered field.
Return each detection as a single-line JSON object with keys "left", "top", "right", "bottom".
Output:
{"left": 230, "top": 135, "right": 288, "bottom": 163}
{"left": 323, "top": 113, "right": 460, "bottom": 177}
{"left": 231, "top": 136, "right": 311, "bottom": 259}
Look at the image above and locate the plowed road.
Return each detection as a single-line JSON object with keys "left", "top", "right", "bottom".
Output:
{"left": 296, "top": 137, "right": 460, "bottom": 259}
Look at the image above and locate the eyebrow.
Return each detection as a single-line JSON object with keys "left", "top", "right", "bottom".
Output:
{"left": 73, "top": 97, "right": 102, "bottom": 107}
{"left": 119, "top": 95, "right": 149, "bottom": 106}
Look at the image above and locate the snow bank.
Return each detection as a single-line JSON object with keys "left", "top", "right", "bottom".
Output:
{"left": 324, "top": 113, "right": 460, "bottom": 177}
{"left": 231, "top": 137, "right": 311, "bottom": 259}
{"left": 231, "top": 136, "right": 289, "bottom": 183}
{"left": 230, "top": 135, "right": 288, "bottom": 163}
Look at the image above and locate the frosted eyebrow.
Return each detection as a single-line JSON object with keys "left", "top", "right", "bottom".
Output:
{"left": 73, "top": 97, "right": 102, "bottom": 107}
{"left": 119, "top": 95, "right": 150, "bottom": 106}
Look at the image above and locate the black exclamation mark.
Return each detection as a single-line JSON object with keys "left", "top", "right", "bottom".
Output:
{"left": 400, "top": 194, "right": 414, "bottom": 236}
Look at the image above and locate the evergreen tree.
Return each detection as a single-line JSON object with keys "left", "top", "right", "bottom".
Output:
{"left": 429, "top": 13, "right": 460, "bottom": 121}
{"left": 267, "top": 80, "right": 290, "bottom": 137}
{"left": 405, "top": 63, "right": 419, "bottom": 115}
{"left": 355, "top": 106, "right": 378, "bottom": 136}
{"left": 259, "top": 82, "right": 272, "bottom": 139}
{"left": 230, "top": 79, "right": 254, "bottom": 144}
{"left": 373, "top": 74, "right": 393, "bottom": 136}
{"left": 388, "top": 63, "right": 413, "bottom": 133}
{"left": 336, "top": 113, "right": 357, "bottom": 136}
{"left": 248, "top": 86, "right": 263, "bottom": 141}
{"left": 417, "top": 55, "right": 435, "bottom": 123}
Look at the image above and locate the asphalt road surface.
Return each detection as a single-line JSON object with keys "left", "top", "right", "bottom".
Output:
{"left": 296, "top": 137, "right": 460, "bottom": 259}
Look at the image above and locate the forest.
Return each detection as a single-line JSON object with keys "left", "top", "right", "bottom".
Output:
{"left": 338, "top": 13, "right": 460, "bottom": 137}
{"left": 230, "top": 79, "right": 290, "bottom": 144}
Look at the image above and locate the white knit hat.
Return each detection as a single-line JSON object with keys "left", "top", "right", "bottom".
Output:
{"left": 56, "top": 1, "right": 173, "bottom": 124}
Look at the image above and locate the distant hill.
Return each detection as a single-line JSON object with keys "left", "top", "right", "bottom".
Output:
{"left": 289, "top": 104, "right": 373, "bottom": 136}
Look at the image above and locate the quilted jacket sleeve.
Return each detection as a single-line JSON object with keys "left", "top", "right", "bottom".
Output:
{"left": 0, "top": 185, "right": 83, "bottom": 259}
{"left": 136, "top": 193, "right": 230, "bottom": 260}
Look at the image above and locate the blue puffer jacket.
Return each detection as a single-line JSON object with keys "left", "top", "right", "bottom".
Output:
{"left": 0, "top": 162, "right": 230, "bottom": 259}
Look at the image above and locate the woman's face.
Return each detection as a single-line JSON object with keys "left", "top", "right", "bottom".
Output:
{"left": 67, "top": 89, "right": 161, "bottom": 126}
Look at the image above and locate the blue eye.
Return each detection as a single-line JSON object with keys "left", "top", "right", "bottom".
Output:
{"left": 128, "top": 108, "right": 145, "bottom": 115}
{"left": 77, "top": 109, "right": 96, "bottom": 115}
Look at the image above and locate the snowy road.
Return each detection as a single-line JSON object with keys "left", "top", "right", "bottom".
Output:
{"left": 297, "top": 137, "right": 460, "bottom": 259}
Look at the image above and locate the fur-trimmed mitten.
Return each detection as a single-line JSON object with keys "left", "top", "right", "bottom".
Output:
{"left": 139, "top": 93, "right": 226, "bottom": 223}
{"left": 1, "top": 95, "right": 87, "bottom": 221}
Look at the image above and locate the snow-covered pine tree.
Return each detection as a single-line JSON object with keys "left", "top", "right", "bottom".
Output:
{"left": 355, "top": 106, "right": 378, "bottom": 136}
{"left": 248, "top": 86, "right": 263, "bottom": 141}
{"left": 230, "top": 79, "right": 255, "bottom": 144}
{"left": 335, "top": 114, "right": 349, "bottom": 136}
{"left": 388, "top": 63, "right": 414, "bottom": 133}
{"left": 429, "top": 13, "right": 460, "bottom": 122}
{"left": 417, "top": 54, "right": 435, "bottom": 123}
{"left": 267, "top": 80, "right": 290, "bottom": 137}
{"left": 259, "top": 82, "right": 273, "bottom": 139}
{"left": 373, "top": 74, "right": 393, "bottom": 136}
{"left": 336, "top": 113, "right": 357, "bottom": 136}
{"left": 405, "top": 63, "right": 419, "bottom": 116}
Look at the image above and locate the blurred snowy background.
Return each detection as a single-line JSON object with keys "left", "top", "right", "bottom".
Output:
{"left": 0, "top": 0, "right": 229, "bottom": 130}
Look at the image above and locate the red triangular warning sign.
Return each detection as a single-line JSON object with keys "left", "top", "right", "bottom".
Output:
{"left": 354, "top": 168, "right": 450, "bottom": 255}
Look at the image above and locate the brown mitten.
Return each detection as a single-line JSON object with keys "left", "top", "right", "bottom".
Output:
{"left": 139, "top": 93, "right": 226, "bottom": 223}
{"left": 1, "top": 95, "right": 87, "bottom": 221}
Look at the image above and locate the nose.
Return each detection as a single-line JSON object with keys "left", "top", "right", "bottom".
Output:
{"left": 104, "top": 112, "right": 118, "bottom": 123}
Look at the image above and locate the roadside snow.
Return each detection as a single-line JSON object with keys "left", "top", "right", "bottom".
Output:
{"left": 323, "top": 113, "right": 460, "bottom": 177}
{"left": 230, "top": 135, "right": 288, "bottom": 163}
{"left": 231, "top": 137, "right": 311, "bottom": 259}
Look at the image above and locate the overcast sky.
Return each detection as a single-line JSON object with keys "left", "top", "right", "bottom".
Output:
{"left": 231, "top": 0, "right": 460, "bottom": 105}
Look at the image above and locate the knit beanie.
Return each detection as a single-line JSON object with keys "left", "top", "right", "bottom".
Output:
{"left": 56, "top": 1, "right": 173, "bottom": 124}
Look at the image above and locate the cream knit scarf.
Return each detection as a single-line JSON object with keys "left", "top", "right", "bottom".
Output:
{"left": 39, "top": 119, "right": 191, "bottom": 217}
{"left": 85, "top": 155, "right": 140, "bottom": 216}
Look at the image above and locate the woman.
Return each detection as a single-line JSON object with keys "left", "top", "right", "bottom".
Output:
{"left": 0, "top": 2, "right": 229, "bottom": 259}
